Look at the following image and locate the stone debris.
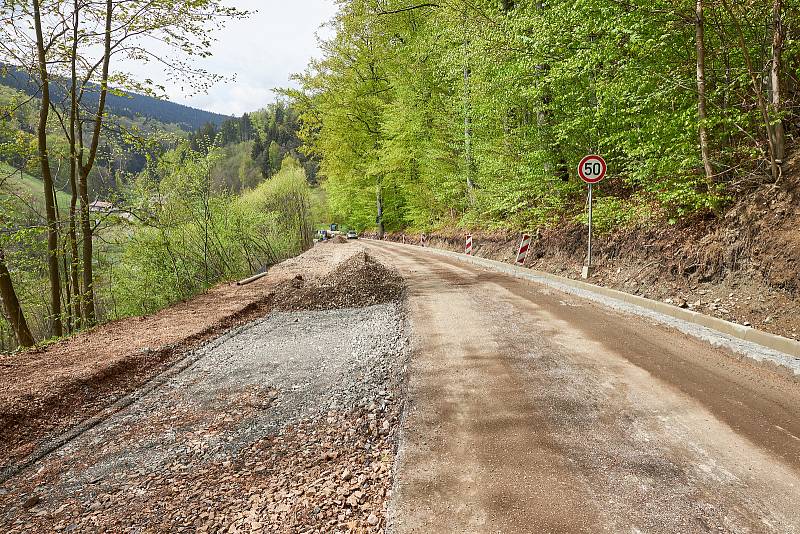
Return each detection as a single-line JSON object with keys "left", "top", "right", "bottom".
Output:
{"left": 0, "top": 251, "right": 409, "bottom": 534}
{"left": 5, "top": 407, "right": 400, "bottom": 533}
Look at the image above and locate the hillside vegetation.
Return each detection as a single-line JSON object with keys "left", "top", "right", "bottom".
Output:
{"left": 191, "top": 101, "right": 318, "bottom": 191}
{"left": 291, "top": 0, "right": 798, "bottom": 234}
{"left": 0, "top": 81, "right": 183, "bottom": 199}
{"left": 110, "top": 153, "right": 313, "bottom": 318}
{"left": 0, "top": 1, "right": 312, "bottom": 353}
{"left": 0, "top": 163, "right": 71, "bottom": 212}
{"left": 0, "top": 67, "right": 314, "bottom": 352}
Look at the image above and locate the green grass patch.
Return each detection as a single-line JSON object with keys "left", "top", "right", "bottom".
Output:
{"left": 0, "top": 161, "right": 72, "bottom": 211}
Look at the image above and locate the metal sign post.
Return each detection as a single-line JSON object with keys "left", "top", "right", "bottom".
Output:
{"left": 578, "top": 155, "right": 606, "bottom": 279}
{"left": 586, "top": 183, "right": 593, "bottom": 275}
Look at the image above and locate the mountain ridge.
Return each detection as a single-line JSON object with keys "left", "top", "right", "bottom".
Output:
{"left": 1, "top": 66, "right": 231, "bottom": 131}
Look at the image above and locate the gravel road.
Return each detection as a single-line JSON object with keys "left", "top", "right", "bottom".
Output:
{"left": 0, "top": 247, "right": 410, "bottom": 533}
{"left": 365, "top": 240, "right": 800, "bottom": 533}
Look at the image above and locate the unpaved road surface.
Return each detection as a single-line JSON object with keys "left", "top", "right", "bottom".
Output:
{"left": 3, "top": 239, "right": 799, "bottom": 533}
{"left": 363, "top": 241, "right": 800, "bottom": 533}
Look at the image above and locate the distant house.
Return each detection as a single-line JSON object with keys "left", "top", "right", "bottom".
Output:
{"left": 89, "top": 200, "right": 113, "bottom": 213}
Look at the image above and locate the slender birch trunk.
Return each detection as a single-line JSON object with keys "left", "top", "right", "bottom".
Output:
{"left": 78, "top": 0, "right": 113, "bottom": 325}
{"left": 32, "top": 0, "right": 63, "bottom": 337}
{"left": 696, "top": 0, "right": 715, "bottom": 186}
{"left": 722, "top": 0, "right": 780, "bottom": 182}
{"left": 771, "top": 0, "right": 785, "bottom": 164}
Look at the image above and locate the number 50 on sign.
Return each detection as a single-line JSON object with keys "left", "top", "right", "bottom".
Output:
{"left": 578, "top": 155, "right": 606, "bottom": 184}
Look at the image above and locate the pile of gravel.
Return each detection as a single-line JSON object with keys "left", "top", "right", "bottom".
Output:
{"left": 274, "top": 251, "right": 404, "bottom": 311}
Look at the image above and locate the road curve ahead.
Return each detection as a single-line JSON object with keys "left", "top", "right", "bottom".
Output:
{"left": 363, "top": 240, "right": 800, "bottom": 533}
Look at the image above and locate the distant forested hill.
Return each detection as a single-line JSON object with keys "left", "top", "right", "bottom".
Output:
{"left": 1, "top": 66, "right": 230, "bottom": 131}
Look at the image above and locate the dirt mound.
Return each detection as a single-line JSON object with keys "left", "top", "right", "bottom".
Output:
{"left": 317, "top": 235, "right": 348, "bottom": 244}
{"left": 274, "top": 251, "right": 404, "bottom": 311}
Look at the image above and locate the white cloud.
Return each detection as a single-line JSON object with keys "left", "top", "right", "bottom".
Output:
{"left": 124, "top": 0, "right": 338, "bottom": 117}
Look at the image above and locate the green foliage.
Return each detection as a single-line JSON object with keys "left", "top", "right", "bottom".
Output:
{"left": 0, "top": 78, "right": 187, "bottom": 200}
{"left": 0, "top": 162, "right": 72, "bottom": 213}
{"left": 575, "top": 194, "right": 655, "bottom": 234}
{"left": 190, "top": 100, "right": 317, "bottom": 188}
{"left": 0, "top": 176, "right": 50, "bottom": 350}
{"left": 291, "top": 0, "right": 794, "bottom": 232}
{"left": 210, "top": 141, "right": 261, "bottom": 192}
{"left": 0, "top": 0, "right": 252, "bottom": 350}
{"left": 108, "top": 147, "right": 312, "bottom": 317}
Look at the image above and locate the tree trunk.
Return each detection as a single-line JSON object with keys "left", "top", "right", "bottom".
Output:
{"left": 533, "top": 1, "right": 568, "bottom": 181}
{"left": 0, "top": 250, "right": 35, "bottom": 348}
{"left": 462, "top": 8, "right": 475, "bottom": 196}
{"left": 32, "top": 0, "right": 63, "bottom": 337}
{"left": 77, "top": 0, "right": 113, "bottom": 325}
{"left": 68, "top": 0, "right": 82, "bottom": 328}
{"left": 52, "top": 182, "right": 73, "bottom": 333}
{"left": 376, "top": 180, "right": 384, "bottom": 239}
{"left": 771, "top": 0, "right": 785, "bottom": 163}
{"left": 722, "top": 0, "right": 779, "bottom": 181}
{"left": 62, "top": 240, "right": 72, "bottom": 333}
{"left": 695, "top": 0, "right": 715, "bottom": 186}
{"left": 78, "top": 167, "right": 95, "bottom": 323}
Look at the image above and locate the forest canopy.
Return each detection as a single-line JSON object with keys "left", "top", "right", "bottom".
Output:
{"left": 289, "top": 0, "right": 798, "bottom": 233}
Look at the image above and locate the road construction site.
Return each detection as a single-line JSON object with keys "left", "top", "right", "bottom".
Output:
{"left": 1, "top": 240, "right": 799, "bottom": 533}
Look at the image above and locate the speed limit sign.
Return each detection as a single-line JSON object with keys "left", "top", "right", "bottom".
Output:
{"left": 579, "top": 154, "right": 606, "bottom": 279}
{"left": 578, "top": 155, "right": 606, "bottom": 184}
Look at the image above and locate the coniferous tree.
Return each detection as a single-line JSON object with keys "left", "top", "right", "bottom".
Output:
{"left": 240, "top": 113, "right": 254, "bottom": 142}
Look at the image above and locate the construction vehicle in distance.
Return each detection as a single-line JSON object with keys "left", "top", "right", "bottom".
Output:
{"left": 315, "top": 224, "right": 344, "bottom": 242}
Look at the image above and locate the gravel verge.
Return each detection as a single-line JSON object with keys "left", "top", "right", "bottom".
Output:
{"left": 0, "top": 242, "right": 363, "bottom": 471}
{"left": 0, "top": 247, "right": 411, "bottom": 533}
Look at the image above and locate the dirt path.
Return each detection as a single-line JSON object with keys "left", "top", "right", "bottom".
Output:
{"left": 364, "top": 241, "right": 800, "bottom": 533}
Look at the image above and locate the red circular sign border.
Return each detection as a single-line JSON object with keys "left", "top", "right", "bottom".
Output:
{"left": 578, "top": 155, "right": 607, "bottom": 184}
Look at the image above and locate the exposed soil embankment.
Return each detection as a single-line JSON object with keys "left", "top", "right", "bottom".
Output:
{"left": 378, "top": 171, "right": 800, "bottom": 342}
{"left": 0, "top": 242, "right": 398, "bottom": 473}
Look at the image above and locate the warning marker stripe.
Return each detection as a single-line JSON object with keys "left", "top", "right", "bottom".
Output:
{"left": 516, "top": 234, "right": 531, "bottom": 265}
{"left": 465, "top": 234, "right": 473, "bottom": 255}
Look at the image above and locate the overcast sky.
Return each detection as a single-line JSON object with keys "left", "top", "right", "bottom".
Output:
{"left": 142, "top": 0, "right": 339, "bottom": 117}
